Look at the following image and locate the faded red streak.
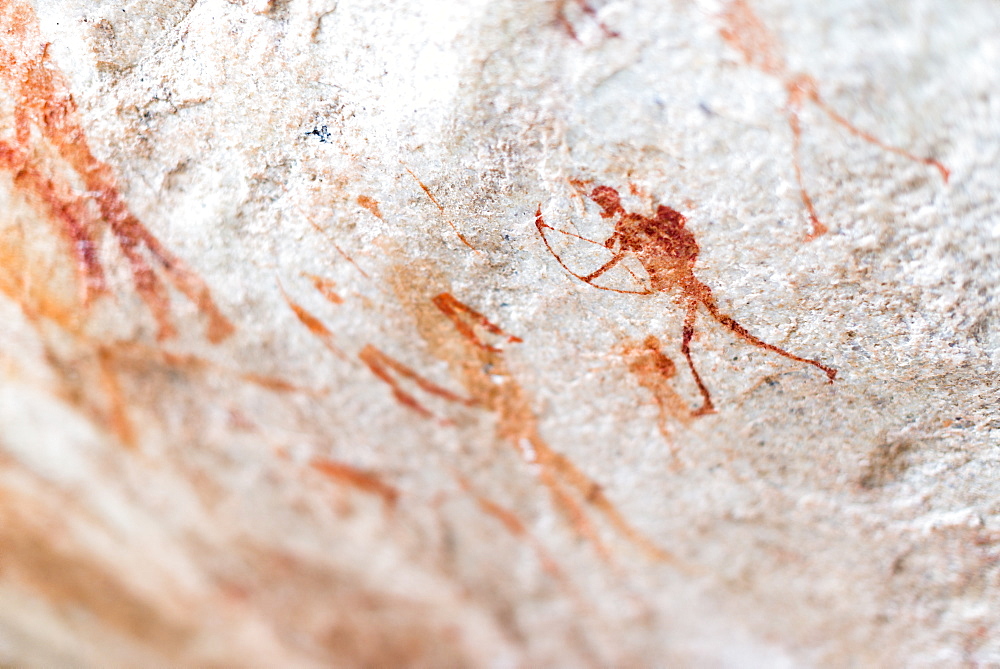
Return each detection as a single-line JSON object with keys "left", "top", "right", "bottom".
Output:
{"left": 556, "top": 0, "right": 619, "bottom": 41}
{"left": 356, "top": 194, "right": 383, "bottom": 219}
{"left": 456, "top": 476, "right": 566, "bottom": 580}
{"left": 359, "top": 344, "right": 475, "bottom": 423}
{"left": 432, "top": 293, "right": 522, "bottom": 353}
{"left": 311, "top": 458, "right": 400, "bottom": 508}
{"left": 622, "top": 336, "right": 693, "bottom": 458}
{"left": 302, "top": 272, "right": 344, "bottom": 305}
{"left": 277, "top": 279, "right": 346, "bottom": 359}
{"left": 302, "top": 214, "right": 371, "bottom": 280}
{"left": 403, "top": 166, "right": 479, "bottom": 252}
{"left": 0, "top": 0, "right": 233, "bottom": 341}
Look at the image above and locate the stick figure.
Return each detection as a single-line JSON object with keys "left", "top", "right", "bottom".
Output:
{"left": 719, "top": 0, "right": 949, "bottom": 239}
{"left": 537, "top": 184, "right": 836, "bottom": 414}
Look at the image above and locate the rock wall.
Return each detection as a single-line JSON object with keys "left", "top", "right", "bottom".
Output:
{"left": 1, "top": 0, "right": 998, "bottom": 665}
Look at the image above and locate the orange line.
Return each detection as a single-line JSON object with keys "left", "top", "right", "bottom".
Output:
{"left": 403, "top": 166, "right": 480, "bottom": 252}
{"left": 311, "top": 458, "right": 399, "bottom": 507}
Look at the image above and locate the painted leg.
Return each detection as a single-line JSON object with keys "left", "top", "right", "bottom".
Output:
{"left": 810, "top": 90, "right": 949, "bottom": 183}
{"left": 700, "top": 292, "right": 836, "bottom": 382}
{"left": 680, "top": 300, "right": 716, "bottom": 415}
{"left": 787, "top": 107, "right": 828, "bottom": 240}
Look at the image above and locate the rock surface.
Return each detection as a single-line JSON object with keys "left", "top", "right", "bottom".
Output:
{"left": 1, "top": 0, "right": 998, "bottom": 666}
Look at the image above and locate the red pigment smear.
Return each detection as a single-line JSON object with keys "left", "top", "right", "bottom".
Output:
{"left": 311, "top": 458, "right": 399, "bottom": 508}
{"left": 623, "top": 336, "right": 693, "bottom": 453}
{"left": 456, "top": 476, "right": 567, "bottom": 580}
{"left": 358, "top": 344, "right": 475, "bottom": 423}
{"left": 432, "top": 293, "right": 522, "bottom": 353}
{"left": 302, "top": 272, "right": 344, "bottom": 305}
{"left": 429, "top": 292, "right": 677, "bottom": 565}
{"left": 556, "top": 0, "right": 620, "bottom": 41}
{"left": 356, "top": 195, "right": 382, "bottom": 219}
{"left": 276, "top": 279, "right": 345, "bottom": 359}
{"left": 302, "top": 215, "right": 370, "bottom": 280}
{"left": 95, "top": 347, "right": 136, "bottom": 449}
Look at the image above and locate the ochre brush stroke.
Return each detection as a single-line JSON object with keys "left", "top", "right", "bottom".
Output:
{"left": 359, "top": 344, "right": 475, "bottom": 423}
{"left": 311, "top": 457, "right": 400, "bottom": 508}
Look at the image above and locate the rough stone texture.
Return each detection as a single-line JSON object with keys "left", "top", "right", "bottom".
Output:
{"left": 1, "top": 0, "right": 998, "bottom": 666}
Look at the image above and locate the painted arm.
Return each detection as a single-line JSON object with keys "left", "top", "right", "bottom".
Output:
{"left": 535, "top": 206, "right": 652, "bottom": 295}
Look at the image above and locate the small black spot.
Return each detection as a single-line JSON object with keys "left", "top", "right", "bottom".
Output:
{"left": 305, "top": 125, "right": 331, "bottom": 143}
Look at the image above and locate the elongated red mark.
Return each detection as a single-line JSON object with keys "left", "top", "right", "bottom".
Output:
{"left": 0, "top": 1, "right": 233, "bottom": 340}
{"left": 277, "top": 279, "right": 345, "bottom": 359}
{"left": 455, "top": 476, "right": 566, "bottom": 580}
{"left": 720, "top": 0, "right": 948, "bottom": 239}
{"left": 402, "top": 166, "right": 479, "bottom": 252}
{"left": 556, "top": 0, "right": 619, "bottom": 41}
{"left": 432, "top": 293, "right": 523, "bottom": 353}
{"left": 302, "top": 212, "right": 370, "bottom": 279}
{"left": 356, "top": 195, "right": 382, "bottom": 219}
{"left": 240, "top": 372, "right": 322, "bottom": 395}
{"left": 538, "top": 184, "right": 836, "bottom": 414}
{"left": 95, "top": 347, "right": 137, "bottom": 449}
{"left": 358, "top": 344, "right": 475, "bottom": 422}
{"left": 302, "top": 272, "right": 344, "bottom": 305}
{"left": 57, "top": 340, "right": 320, "bottom": 451}
{"left": 311, "top": 458, "right": 399, "bottom": 508}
